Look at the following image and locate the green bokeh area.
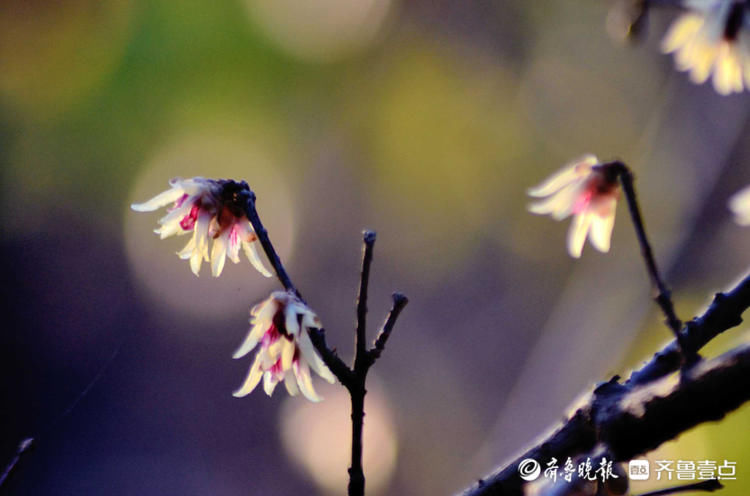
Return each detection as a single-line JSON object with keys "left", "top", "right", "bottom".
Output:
{"left": 1, "top": 0, "right": 748, "bottom": 495}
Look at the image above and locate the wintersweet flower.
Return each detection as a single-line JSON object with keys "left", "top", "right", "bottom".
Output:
{"left": 131, "top": 177, "right": 271, "bottom": 278}
{"left": 528, "top": 155, "right": 620, "bottom": 258}
{"left": 729, "top": 184, "right": 750, "bottom": 224}
{"left": 233, "top": 291, "right": 336, "bottom": 402}
{"left": 661, "top": 0, "right": 750, "bottom": 95}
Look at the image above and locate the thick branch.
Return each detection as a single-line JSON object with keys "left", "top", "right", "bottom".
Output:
{"left": 627, "top": 272, "right": 750, "bottom": 386}
{"left": 601, "top": 344, "right": 750, "bottom": 460}
{"left": 462, "top": 344, "right": 750, "bottom": 496}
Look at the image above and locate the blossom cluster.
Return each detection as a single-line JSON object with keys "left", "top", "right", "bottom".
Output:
{"left": 132, "top": 177, "right": 271, "bottom": 278}
{"left": 528, "top": 155, "right": 620, "bottom": 258}
{"left": 662, "top": 0, "right": 750, "bottom": 95}
{"left": 233, "top": 291, "right": 336, "bottom": 402}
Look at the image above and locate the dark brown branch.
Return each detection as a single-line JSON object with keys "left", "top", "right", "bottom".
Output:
{"left": 462, "top": 344, "right": 750, "bottom": 496}
{"left": 369, "top": 293, "right": 409, "bottom": 361}
{"left": 234, "top": 182, "right": 409, "bottom": 496}
{"left": 636, "top": 479, "right": 723, "bottom": 496}
{"left": 627, "top": 272, "right": 750, "bottom": 386}
{"left": 354, "top": 231, "right": 377, "bottom": 372}
{"left": 307, "top": 328, "right": 354, "bottom": 387}
{"left": 601, "top": 162, "right": 686, "bottom": 359}
{"left": 235, "top": 183, "right": 299, "bottom": 297}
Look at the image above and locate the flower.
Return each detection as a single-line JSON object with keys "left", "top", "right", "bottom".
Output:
{"left": 528, "top": 155, "right": 620, "bottom": 258}
{"left": 661, "top": 0, "right": 750, "bottom": 95}
{"left": 232, "top": 291, "right": 336, "bottom": 402}
{"left": 729, "top": 184, "right": 750, "bottom": 224}
{"left": 131, "top": 177, "right": 271, "bottom": 278}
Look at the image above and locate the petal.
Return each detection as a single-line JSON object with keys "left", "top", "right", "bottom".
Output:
{"left": 281, "top": 341, "right": 295, "bottom": 371}
{"left": 263, "top": 370, "right": 280, "bottom": 396}
{"left": 729, "top": 185, "right": 750, "bottom": 225}
{"left": 298, "top": 331, "right": 336, "bottom": 384}
{"left": 589, "top": 204, "right": 616, "bottom": 253}
{"left": 293, "top": 359, "right": 322, "bottom": 402}
{"left": 189, "top": 249, "right": 203, "bottom": 276}
{"left": 131, "top": 186, "right": 185, "bottom": 212}
{"left": 661, "top": 13, "right": 704, "bottom": 54}
{"left": 210, "top": 230, "right": 229, "bottom": 277}
{"left": 283, "top": 373, "right": 300, "bottom": 396}
{"left": 567, "top": 212, "right": 593, "bottom": 258}
{"left": 232, "top": 354, "right": 264, "bottom": 397}
{"left": 528, "top": 184, "right": 581, "bottom": 220}
{"left": 242, "top": 239, "right": 272, "bottom": 277}
{"left": 527, "top": 155, "right": 597, "bottom": 198}
{"left": 233, "top": 325, "right": 263, "bottom": 359}
{"left": 284, "top": 306, "right": 301, "bottom": 338}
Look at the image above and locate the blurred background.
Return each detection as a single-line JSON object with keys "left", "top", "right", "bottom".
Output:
{"left": 1, "top": 0, "right": 749, "bottom": 495}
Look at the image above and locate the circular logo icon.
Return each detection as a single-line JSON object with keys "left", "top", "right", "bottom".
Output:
{"left": 518, "top": 458, "right": 541, "bottom": 481}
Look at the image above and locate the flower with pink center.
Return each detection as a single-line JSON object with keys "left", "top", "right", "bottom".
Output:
{"left": 528, "top": 155, "right": 620, "bottom": 258}
{"left": 729, "top": 184, "right": 750, "bottom": 225}
{"left": 232, "top": 291, "right": 336, "bottom": 402}
{"left": 661, "top": 0, "right": 750, "bottom": 95}
{"left": 131, "top": 177, "right": 271, "bottom": 278}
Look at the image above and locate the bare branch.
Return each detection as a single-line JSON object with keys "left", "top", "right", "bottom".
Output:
{"left": 354, "top": 231, "right": 377, "bottom": 372}
{"left": 627, "top": 272, "right": 750, "bottom": 386}
{"left": 461, "top": 343, "right": 750, "bottom": 495}
{"left": 370, "top": 293, "right": 409, "bottom": 361}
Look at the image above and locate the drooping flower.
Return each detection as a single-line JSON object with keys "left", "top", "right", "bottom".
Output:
{"left": 661, "top": 0, "right": 750, "bottom": 95}
{"left": 233, "top": 291, "right": 336, "bottom": 402}
{"left": 131, "top": 177, "right": 271, "bottom": 278}
{"left": 528, "top": 155, "right": 620, "bottom": 258}
{"left": 729, "top": 184, "right": 750, "bottom": 224}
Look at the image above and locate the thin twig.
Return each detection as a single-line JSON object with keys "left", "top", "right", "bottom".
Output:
{"left": 234, "top": 187, "right": 408, "bottom": 496}
{"left": 370, "top": 293, "right": 409, "bottom": 361}
{"left": 0, "top": 438, "right": 33, "bottom": 488}
{"left": 636, "top": 479, "right": 723, "bottom": 496}
{"left": 602, "top": 162, "right": 689, "bottom": 361}
{"left": 0, "top": 333, "right": 127, "bottom": 490}
{"left": 354, "top": 231, "right": 377, "bottom": 372}
{"left": 236, "top": 183, "right": 299, "bottom": 297}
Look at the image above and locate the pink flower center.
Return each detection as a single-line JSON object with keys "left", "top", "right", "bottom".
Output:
{"left": 572, "top": 189, "right": 593, "bottom": 214}
{"left": 262, "top": 325, "right": 281, "bottom": 348}
{"left": 270, "top": 358, "right": 283, "bottom": 376}
{"left": 180, "top": 203, "right": 200, "bottom": 230}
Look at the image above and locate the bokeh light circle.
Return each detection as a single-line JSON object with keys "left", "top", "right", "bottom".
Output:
{"left": 243, "top": 0, "right": 393, "bottom": 62}
{"left": 279, "top": 380, "right": 398, "bottom": 495}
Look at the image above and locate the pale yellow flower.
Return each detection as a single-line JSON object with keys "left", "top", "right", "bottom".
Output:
{"left": 729, "top": 184, "right": 750, "bottom": 224}
{"left": 131, "top": 177, "right": 271, "bottom": 277}
{"left": 233, "top": 292, "right": 336, "bottom": 402}
{"left": 661, "top": 0, "right": 750, "bottom": 95}
{"left": 528, "top": 155, "right": 620, "bottom": 258}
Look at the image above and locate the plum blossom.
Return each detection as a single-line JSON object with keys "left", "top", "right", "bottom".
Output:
{"left": 729, "top": 184, "right": 750, "bottom": 224}
{"left": 131, "top": 177, "right": 271, "bottom": 278}
{"left": 661, "top": 0, "right": 750, "bottom": 95}
{"left": 233, "top": 291, "right": 336, "bottom": 402}
{"left": 528, "top": 155, "right": 620, "bottom": 258}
